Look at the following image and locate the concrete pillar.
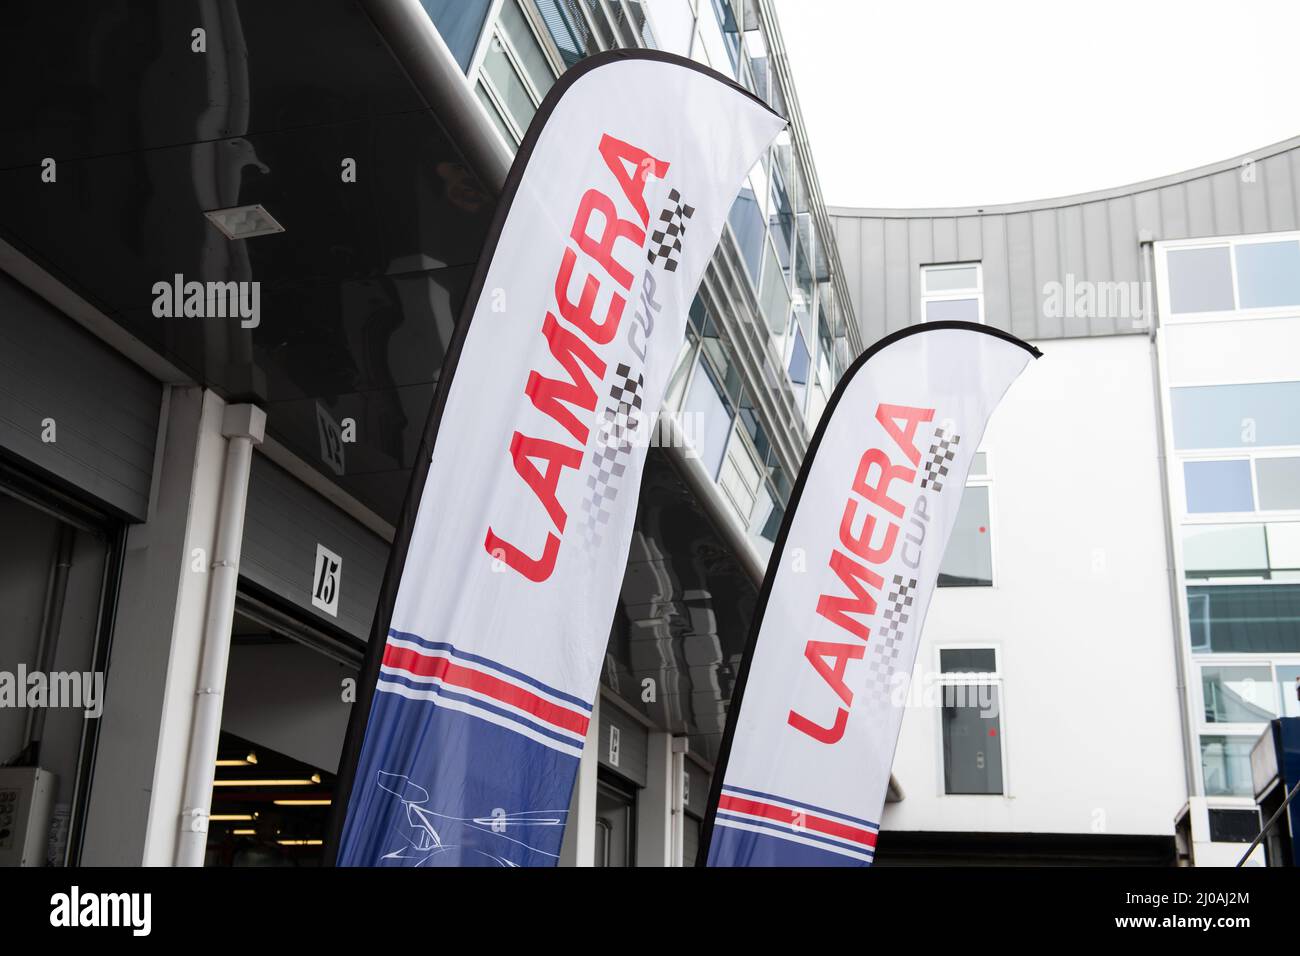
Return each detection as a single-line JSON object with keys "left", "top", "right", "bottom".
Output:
{"left": 636, "top": 731, "right": 674, "bottom": 866}
{"left": 79, "top": 387, "right": 247, "bottom": 865}
{"left": 175, "top": 402, "right": 264, "bottom": 865}
{"left": 559, "top": 695, "right": 601, "bottom": 866}
{"left": 670, "top": 737, "right": 688, "bottom": 866}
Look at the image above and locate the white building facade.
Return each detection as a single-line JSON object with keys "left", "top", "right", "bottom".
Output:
{"left": 833, "top": 136, "right": 1300, "bottom": 865}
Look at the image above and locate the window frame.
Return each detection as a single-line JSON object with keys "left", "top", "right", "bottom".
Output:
{"left": 472, "top": 0, "right": 561, "bottom": 148}
{"left": 1196, "top": 655, "right": 1300, "bottom": 799}
{"left": 1196, "top": 659, "right": 1288, "bottom": 732}
{"left": 1178, "top": 447, "right": 1300, "bottom": 521}
{"left": 937, "top": 456, "right": 998, "bottom": 588}
{"left": 1156, "top": 231, "right": 1300, "bottom": 324}
{"left": 920, "top": 262, "right": 985, "bottom": 326}
{"left": 932, "top": 643, "right": 1009, "bottom": 798}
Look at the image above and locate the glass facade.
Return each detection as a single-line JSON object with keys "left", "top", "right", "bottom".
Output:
{"left": 474, "top": 0, "right": 558, "bottom": 145}
{"left": 673, "top": 296, "right": 792, "bottom": 552}
{"left": 1158, "top": 229, "right": 1300, "bottom": 804}
{"left": 456, "top": 0, "right": 860, "bottom": 561}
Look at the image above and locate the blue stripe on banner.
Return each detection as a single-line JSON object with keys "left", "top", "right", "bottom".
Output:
{"left": 387, "top": 629, "right": 593, "bottom": 712}
{"left": 708, "top": 820, "right": 873, "bottom": 867}
{"left": 720, "top": 783, "right": 879, "bottom": 830}
{"left": 377, "top": 672, "right": 584, "bottom": 749}
{"left": 714, "top": 811, "right": 874, "bottom": 859}
{"left": 338, "top": 689, "right": 580, "bottom": 867}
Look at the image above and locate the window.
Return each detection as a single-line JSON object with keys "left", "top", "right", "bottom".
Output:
{"left": 1166, "top": 246, "right": 1235, "bottom": 314}
{"left": 787, "top": 321, "right": 810, "bottom": 402}
{"left": 1236, "top": 239, "right": 1300, "bottom": 308}
{"left": 1279, "top": 665, "right": 1300, "bottom": 717}
{"left": 1186, "top": 583, "right": 1300, "bottom": 653}
{"left": 535, "top": 0, "right": 600, "bottom": 66}
{"left": 921, "top": 263, "right": 983, "bottom": 324}
{"left": 940, "top": 647, "right": 998, "bottom": 673}
{"left": 1208, "top": 808, "right": 1261, "bottom": 844}
{"left": 1257, "top": 457, "right": 1300, "bottom": 510}
{"left": 1182, "top": 523, "right": 1270, "bottom": 578}
{"left": 939, "top": 481, "right": 993, "bottom": 587}
{"left": 1202, "top": 665, "right": 1278, "bottom": 723}
{"left": 423, "top": 0, "right": 494, "bottom": 71}
{"left": 728, "top": 176, "right": 766, "bottom": 282}
{"left": 1195, "top": 660, "right": 1300, "bottom": 800}
{"left": 1162, "top": 234, "right": 1300, "bottom": 317}
{"left": 1170, "top": 381, "right": 1300, "bottom": 450}
{"left": 718, "top": 426, "right": 764, "bottom": 525}
{"left": 938, "top": 647, "right": 1004, "bottom": 795}
{"left": 707, "top": 0, "right": 741, "bottom": 75}
{"left": 768, "top": 164, "right": 794, "bottom": 271}
{"left": 1200, "top": 736, "right": 1254, "bottom": 797}
{"left": 682, "top": 354, "right": 734, "bottom": 480}
{"left": 1182, "top": 455, "right": 1300, "bottom": 516}
{"left": 758, "top": 237, "right": 791, "bottom": 335}
{"left": 476, "top": 1, "right": 557, "bottom": 146}
{"left": 644, "top": 0, "right": 694, "bottom": 56}
{"left": 1183, "top": 459, "right": 1254, "bottom": 513}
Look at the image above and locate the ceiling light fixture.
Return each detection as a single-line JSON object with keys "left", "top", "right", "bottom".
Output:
{"left": 273, "top": 799, "right": 332, "bottom": 806}
{"left": 203, "top": 204, "right": 285, "bottom": 240}
{"left": 211, "top": 778, "right": 319, "bottom": 787}
{"left": 214, "top": 753, "right": 258, "bottom": 767}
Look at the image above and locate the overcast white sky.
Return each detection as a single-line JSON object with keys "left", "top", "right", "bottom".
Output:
{"left": 771, "top": 0, "right": 1300, "bottom": 209}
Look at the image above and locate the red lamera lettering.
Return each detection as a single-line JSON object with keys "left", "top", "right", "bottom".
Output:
{"left": 875, "top": 403, "right": 933, "bottom": 466}
{"left": 814, "top": 549, "right": 883, "bottom": 642}
{"left": 571, "top": 189, "right": 644, "bottom": 292}
{"left": 524, "top": 312, "right": 606, "bottom": 445}
{"left": 597, "top": 133, "right": 670, "bottom": 228}
{"left": 791, "top": 401, "right": 936, "bottom": 744}
{"left": 484, "top": 134, "right": 668, "bottom": 583}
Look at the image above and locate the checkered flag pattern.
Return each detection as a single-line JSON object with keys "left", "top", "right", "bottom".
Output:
{"left": 646, "top": 188, "right": 694, "bottom": 272}
{"left": 581, "top": 364, "right": 644, "bottom": 546}
{"left": 919, "top": 428, "right": 960, "bottom": 492}
{"left": 862, "top": 575, "right": 918, "bottom": 707}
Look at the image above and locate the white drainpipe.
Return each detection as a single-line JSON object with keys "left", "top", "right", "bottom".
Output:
{"left": 175, "top": 402, "right": 266, "bottom": 866}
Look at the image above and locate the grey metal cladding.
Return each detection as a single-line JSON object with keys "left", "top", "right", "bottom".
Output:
{"left": 0, "top": 271, "right": 159, "bottom": 519}
{"left": 242, "top": 453, "right": 389, "bottom": 642}
{"left": 597, "top": 698, "right": 648, "bottom": 788}
{"left": 831, "top": 134, "right": 1300, "bottom": 344}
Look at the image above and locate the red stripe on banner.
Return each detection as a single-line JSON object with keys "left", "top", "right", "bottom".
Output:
{"left": 383, "top": 645, "right": 589, "bottom": 736}
{"left": 717, "top": 795, "right": 878, "bottom": 848}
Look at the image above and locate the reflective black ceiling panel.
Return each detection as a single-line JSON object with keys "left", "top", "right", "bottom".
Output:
{"left": 0, "top": 0, "right": 497, "bottom": 524}
{"left": 0, "top": 0, "right": 426, "bottom": 169}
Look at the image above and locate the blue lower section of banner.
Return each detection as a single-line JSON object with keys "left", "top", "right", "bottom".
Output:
{"left": 707, "top": 823, "right": 874, "bottom": 867}
{"left": 337, "top": 689, "right": 580, "bottom": 867}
